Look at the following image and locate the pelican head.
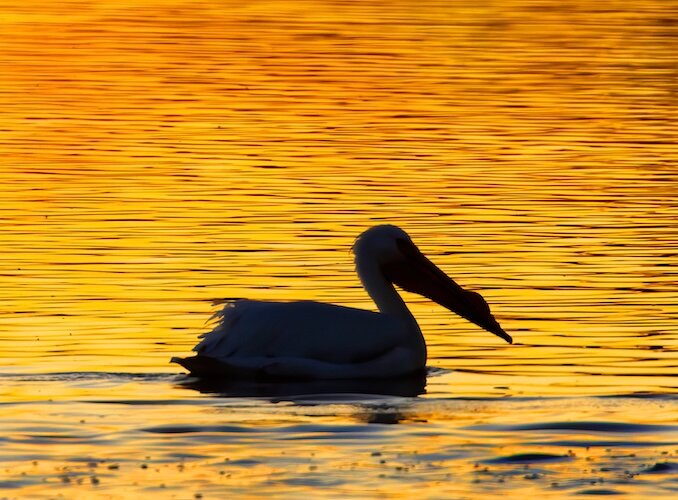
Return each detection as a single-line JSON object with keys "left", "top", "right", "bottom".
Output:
{"left": 354, "top": 225, "right": 512, "bottom": 344}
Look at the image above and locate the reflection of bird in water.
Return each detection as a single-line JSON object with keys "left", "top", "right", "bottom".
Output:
{"left": 177, "top": 370, "right": 427, "bottom": 399}
{"left": 172, "top": 225, "right": 511, "bottom": 380}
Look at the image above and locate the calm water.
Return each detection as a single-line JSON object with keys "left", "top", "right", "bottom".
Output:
{"left": 1, "top": 0, "right": 677, "bottom": 497}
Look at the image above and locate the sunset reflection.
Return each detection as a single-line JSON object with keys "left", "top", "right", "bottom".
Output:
{"left": 1, "top": 0, "right": 676, "bottom": 497}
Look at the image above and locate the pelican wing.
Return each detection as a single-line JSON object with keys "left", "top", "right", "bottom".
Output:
{"left": 194, "top": 300, "right": 408, "bottom": 365}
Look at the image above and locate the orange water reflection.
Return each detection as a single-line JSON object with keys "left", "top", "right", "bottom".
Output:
{"left": 0, "top": 0, "right": 677, "bottom": 495}
{"left": 1, "top": 0, "right": 676, "bottom": 391}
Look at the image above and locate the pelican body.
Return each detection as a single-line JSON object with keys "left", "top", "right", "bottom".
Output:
{"left": 172, "top": 225, "right": 511, "bottom": 379}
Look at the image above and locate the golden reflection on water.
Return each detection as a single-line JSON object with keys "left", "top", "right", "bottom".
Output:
{"left": 2, "top": 0, "right": 676, "bottom": 394}
{"left": 0, "top": 0, "right": 677, "bottom": 495}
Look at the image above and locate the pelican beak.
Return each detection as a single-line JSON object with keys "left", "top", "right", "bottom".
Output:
{"left": 382, "top": 239, "right": 512, "bottom": 344}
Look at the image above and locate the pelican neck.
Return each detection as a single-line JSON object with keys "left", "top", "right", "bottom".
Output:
{"left": 355, "top": 255, "right": 417, "bottom": 327}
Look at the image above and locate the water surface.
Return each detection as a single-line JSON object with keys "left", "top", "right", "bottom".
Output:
{"left": 1, "top": 0, "right": 676, "bottom": 497}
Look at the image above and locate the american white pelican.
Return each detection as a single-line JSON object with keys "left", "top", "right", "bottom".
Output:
{"left": 172, "top": 225, "right": 511, "bottom": 379}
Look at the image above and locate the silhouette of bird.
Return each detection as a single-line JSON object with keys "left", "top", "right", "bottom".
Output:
{"left": 172, "top": 225, "right": 511, "bottom": 379}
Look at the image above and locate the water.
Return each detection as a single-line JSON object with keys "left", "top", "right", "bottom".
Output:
{"left": 1, "top": 0, "right": 677, "bottom": 497}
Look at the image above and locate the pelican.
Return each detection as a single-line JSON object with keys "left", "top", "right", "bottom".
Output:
{"left": 172, "top": 225, "right": 511, "bottom": 379}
